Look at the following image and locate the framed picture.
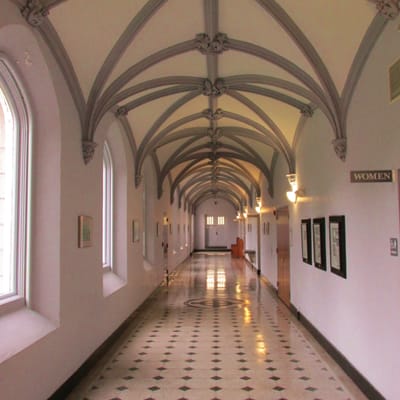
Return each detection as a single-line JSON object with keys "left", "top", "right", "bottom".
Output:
{"left": 78, "top": 215, "right": 93, "bottom": 248}
{"left": 132, "top": 220, "right": 140, "bottom": 242}
{"left": 301, "top": 219, "right": 312, "bottom": 265}
{"left": 329, "top": 215, "right": 347, "bottom": 278}
{"left": 313, "top": 218, "right": 326, "bottom": 270}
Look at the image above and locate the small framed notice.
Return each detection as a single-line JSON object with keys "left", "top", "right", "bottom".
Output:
{"left": 78, "top": 215, "right": 93, "bottom": 248}
{"left": 390, "top": 238, "right": 398, "bottom": 256}
{"left": 313, "top": 218, "right": 326, "bottom": 271}
{"left": 389, "top": 57, "right": 400, "bottom": 102}
{"left": 329, "top": 216, "right": 347, "bottom": 279}
{"left": 301, "top": 219, "right": 312, "bottom": 265}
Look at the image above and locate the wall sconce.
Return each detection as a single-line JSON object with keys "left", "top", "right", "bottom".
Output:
{"left": 255, "top": 197, "right": 262, "bottom": 214}
{"left": 236, "top": 211, "right": 242, "bottom": 220}
{"left": 243, "top": 207, "right": 248, "bottom": 219}
{"left": 286, "top": 173, "right": 304, "bottom": 203}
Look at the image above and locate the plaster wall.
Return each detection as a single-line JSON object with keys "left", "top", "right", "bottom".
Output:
{"left": 258, "top": 155, "right": 290, "bottom": 288}
{"left": 194, "top": 198, "right": 238, "bottom": 250}
{"left": 0, "top": 3, "right": 191, "bottom": 399}
{"left": 258, "top": 20, "right": 400, "bottom": 400}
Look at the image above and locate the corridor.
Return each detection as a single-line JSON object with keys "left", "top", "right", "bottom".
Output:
{"left": 67, "top": 253, "right": 366, "bottom": 400}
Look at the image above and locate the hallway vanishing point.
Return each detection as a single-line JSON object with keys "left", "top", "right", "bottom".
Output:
{"left": 68, "top": 253, "right": 367, "bottom": 400}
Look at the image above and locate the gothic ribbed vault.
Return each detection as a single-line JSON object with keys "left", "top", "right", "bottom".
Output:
{"left": 14, "top": 0, "right": 391, "bottom": 213}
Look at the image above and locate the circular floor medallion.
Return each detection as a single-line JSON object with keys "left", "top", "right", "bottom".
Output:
{"left": 185, "top": 297, "right": 244, "bottom": 309}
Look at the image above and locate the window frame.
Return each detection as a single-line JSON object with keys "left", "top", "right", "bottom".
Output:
{"left": 0, "top": 54, "right": 31, "bottom": 311}
{"left": 206, "top": 215, "right": 214, "bottom": 225}
{"left": 217, "top": 216, "right": 225, "bottom": 225}
{"left": 102, "top": 141, "right": 113, "bottom": 271}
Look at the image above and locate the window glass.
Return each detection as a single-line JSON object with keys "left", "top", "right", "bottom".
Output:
{"left": 0, "top": 58, "right": 29, "bottom": 303}
{"left": 102, "top": 141, "right": 113, "bottom": 269}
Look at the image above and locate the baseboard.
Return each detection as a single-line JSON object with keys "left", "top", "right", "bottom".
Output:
{"left": 193, "top": 248, "right": 230, "bottom": 252}
{"left": 289, "top": 304, "right": 384, "bottom": 400}
{"left": 48, "top": 284, "right": 164, "bottom": 400}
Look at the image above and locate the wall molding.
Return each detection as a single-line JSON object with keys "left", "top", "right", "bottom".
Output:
{"left": 290, "top": 304, "right": 385, "bottom": 400}
{"left": 48, "top": 281, "right": 171, "bottom": 400}
{"left": 258, "top": 275, "right": 384, "bottom": 400}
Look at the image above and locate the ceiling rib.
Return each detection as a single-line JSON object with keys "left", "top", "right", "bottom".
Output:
{"left": 86, "top": 0, "right": 167, "bottom": 133}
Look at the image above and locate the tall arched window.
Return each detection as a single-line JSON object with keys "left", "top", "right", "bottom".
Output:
{"left": 102, "top": 141, "right": 113, "bottom": 270}
{"left": 0, "top": 56, "right": 30, "bottom": 305}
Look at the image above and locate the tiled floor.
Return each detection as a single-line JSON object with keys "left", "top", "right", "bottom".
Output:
{"left": 68, "top": 253, "right": 367, "bottom": 400}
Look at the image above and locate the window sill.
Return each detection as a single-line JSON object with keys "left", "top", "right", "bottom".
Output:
{"left": 0, "top": 295, "right": 25, "bottom": 317}
{"left": 0, "top": 308, "right": 57, "bottom": 364}
{"left": 103, "top": 270, "right": 126, "bottom": 297}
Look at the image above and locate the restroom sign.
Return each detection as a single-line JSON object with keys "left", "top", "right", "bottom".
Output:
{"left": 350, "top": 170, "right": 393, "bottom": 183}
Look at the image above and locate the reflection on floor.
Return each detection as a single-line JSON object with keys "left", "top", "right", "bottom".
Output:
{"left": 67, "top": 253, "right": 366, "bottom": 400}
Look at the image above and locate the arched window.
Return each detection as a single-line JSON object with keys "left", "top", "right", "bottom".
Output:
{"left": 102, "top": 141, "right": 113, "bottom": 270}
{"left": 0, "top": 56, "right": 30, "bottom": 305}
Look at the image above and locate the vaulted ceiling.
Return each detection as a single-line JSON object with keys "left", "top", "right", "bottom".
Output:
{"left": 15, "top": 0, "right": 392, "bottom": 212}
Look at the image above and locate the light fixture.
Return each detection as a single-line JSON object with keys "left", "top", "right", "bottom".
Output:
{"left": 286, "top": 173, "right": 304, "bottom": 203}
{"left": 255, "top": 197, "right": 262, "bottom": 213}
{"left": 286, "top": 190, "right": 298, "bottom": 203}
{"left": 243, "top": 207, "right": 248, "bottom": 219}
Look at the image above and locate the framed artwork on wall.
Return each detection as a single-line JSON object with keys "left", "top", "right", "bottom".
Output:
{"left": 133, "top": 220, "right": 140, "bottom": 242}
{"left": 78, "top": 215, "right": 93, "bottom": 248}
{"left": 301, "top": 219, "right": 312, "bottom": 265}
{"left": 313, "top": 218, "right": 326, "bottom": 270}
{"left": 329, "top": 215, "right": 347, "bottom": 278}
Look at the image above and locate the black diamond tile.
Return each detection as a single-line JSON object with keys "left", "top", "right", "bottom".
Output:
{"left": 179, "top": 386, "right": 191, "bottom": 391}
{"left": 211, "top": 375, "right": 222, "bottom": 380}
{"left": 152, "top": 375, "right": 164, "bottom": 380}
{"left": 240, "top": 376, "right": 251, "bottom": 380}
{"left": 305, "top": 387, "right": 317, "bottom": 392}
{"left": 270, "top": 376, "right": 280, "bottom": 381}
{"left": 123, "top": 375, "right": 134, "bottom": 380}
{"left": 299, "top": 376, "right": 310, "bottom": 381}
{"left": 116, "top": 386, "right": 128, "bottom": 391}
{"left": 210, "top": 386, "right": 222, "bottom": 391}
{"left": 181, "top": 376, "right": 192, "bottom": 380}
{"left": 273, "top": 386, "right": 285, "bottom": 391}
{"left": 148, "top": 386, "right": 160, "bottom": 391}
{"left": 242, "top": 386, "right": 254, "bottom": 392}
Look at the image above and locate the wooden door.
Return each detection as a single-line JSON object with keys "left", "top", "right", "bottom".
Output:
{"left": 276, "top": 206, "right": 290, "bottom": 307}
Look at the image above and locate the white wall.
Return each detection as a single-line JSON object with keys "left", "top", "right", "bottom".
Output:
{"left": 194, "top": 198, "right": 238, "bottom": 250}
{"left": 0, "top": 3, "right": 191, "bottom": 399}
{"left": 258, "top": 20, "right": 400, "bottom": 400}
